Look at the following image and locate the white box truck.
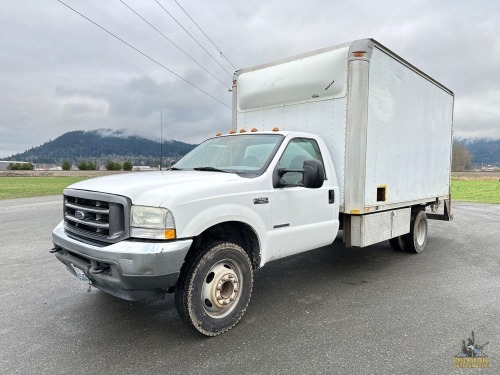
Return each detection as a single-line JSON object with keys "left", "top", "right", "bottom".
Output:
{"left": 51, "top": 38, "right": 453, "bottom": 336}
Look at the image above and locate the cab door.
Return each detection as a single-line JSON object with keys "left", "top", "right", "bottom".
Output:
{"left": 270, "top": 137, "right": 338, "bottom": 260}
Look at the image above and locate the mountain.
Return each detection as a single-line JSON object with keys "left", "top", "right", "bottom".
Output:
{"left": 1, "top": 129, "right": 197, "bottom": 166}
{"left": 461, "top": 138, "right": 500, "bottom": 167}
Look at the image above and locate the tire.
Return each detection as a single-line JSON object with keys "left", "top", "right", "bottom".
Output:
{"left": 175, "top": 241, "right": 253, "bottom": 336}
{"left": 388, "top": 236, "right": 405, "bottom": 251}
{"left": 402, "top": 209, "right": 428, "bottom": 254}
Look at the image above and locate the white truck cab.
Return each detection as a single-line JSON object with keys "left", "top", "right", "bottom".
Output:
{"left": 51, "top": 39, "right": 453, "bottom": 336}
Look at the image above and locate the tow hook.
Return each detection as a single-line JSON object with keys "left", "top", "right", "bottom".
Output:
{"left": 49, "top": 246, "right": 62, "bottom": 253}
{"left": 92, "top": 265, "right": 110, "bottom": 275}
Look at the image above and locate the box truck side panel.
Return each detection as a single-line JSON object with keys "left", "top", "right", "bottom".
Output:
{"left": 364, "top": 47, "right": 453, "bottom": 208}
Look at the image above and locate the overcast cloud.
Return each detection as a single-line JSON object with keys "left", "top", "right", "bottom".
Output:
{"left": 0, "top": 0, "right": 499, "bottom": 157}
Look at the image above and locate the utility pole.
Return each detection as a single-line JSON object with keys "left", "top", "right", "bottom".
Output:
{"left": 160, "top": 109, "right": 163, "bottom": 171}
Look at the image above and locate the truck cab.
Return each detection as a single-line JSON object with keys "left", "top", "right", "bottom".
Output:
{"left": 52, "top": 130, "right": 340, "bottom": 335}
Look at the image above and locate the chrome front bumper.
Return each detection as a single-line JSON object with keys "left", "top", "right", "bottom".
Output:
{"left": 51, "top": 221, "right": 192, "bottom": 301}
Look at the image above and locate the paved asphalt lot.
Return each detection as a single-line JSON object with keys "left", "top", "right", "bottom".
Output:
{"left": 0, "top": 196, "right": 499, "bottom": 374}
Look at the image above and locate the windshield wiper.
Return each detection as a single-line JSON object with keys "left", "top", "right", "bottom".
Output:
{"left": 168, "top": 167, "right": 183, "bottom": 170}
{"left": 193, "top": 167, "right": 229, "bottom": 173}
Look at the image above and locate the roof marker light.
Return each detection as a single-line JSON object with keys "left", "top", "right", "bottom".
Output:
{"left": 272, "top": 127, "right": 280, "bottom": 132}
{"left": 239, "top": 128, "right": 246, "bottom": 133}
{"left": 352, "top": 51, "right": 366, "bottom": 58}
{"left": 229, "top": 130, "right": 236, "bottom": 134}
{"left": 251, "top": 128, "right": 258, "bottom": 132}
{"left": 215, "top": 132, "right": 222, "bottom": 137}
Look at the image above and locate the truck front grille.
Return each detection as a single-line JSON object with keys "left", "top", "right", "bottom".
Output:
{"left": 63, "top": 189, "right": 130, "bottom": 244}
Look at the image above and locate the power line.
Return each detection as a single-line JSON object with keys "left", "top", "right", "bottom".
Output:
{"left": 174, "top": 0, "right": 236, "bottom": 70}
{"left": 153, "top": 0, "right": 233, "bottom": 77}
{"left": 119, "top": 0, "right": 229, "bottom": 90}
{"left": 57, "top": 0, "right": 230, "bottom": 109}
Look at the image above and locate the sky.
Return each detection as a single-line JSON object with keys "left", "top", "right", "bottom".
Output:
{"left": 0, "top": 0, "right": 499, "bottom": 157}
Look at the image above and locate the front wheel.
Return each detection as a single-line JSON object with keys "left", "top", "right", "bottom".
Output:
{"left": 175, "top": 242, "right": 253, "bottom": 336}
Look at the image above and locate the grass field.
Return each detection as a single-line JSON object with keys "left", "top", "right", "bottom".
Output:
{"left": 450, "top": 179, "right": 500, "bottom": 204}
{"left": 1, "top": 175, "right": 499, "bottom": 203}
{"left": 0, "top": 177, "right": 89, "bottom": 200}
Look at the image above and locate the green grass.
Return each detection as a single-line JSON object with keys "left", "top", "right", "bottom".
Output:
{"left": 0, "top": 177, "right": 89, "bottom": 200}
{"left": 451, "top": 179, "right": 500, "bottom": 204}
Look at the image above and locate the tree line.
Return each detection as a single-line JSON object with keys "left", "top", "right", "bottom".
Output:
{"left": 62, "top": 160, "right": 133, "bottom": 171}
{"left": 7, "top": 163, "right": 34, "bottom": 170}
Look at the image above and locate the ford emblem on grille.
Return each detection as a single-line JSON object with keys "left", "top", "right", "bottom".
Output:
{"left": 74, "top": 210, "right": 85, "bottom": 220}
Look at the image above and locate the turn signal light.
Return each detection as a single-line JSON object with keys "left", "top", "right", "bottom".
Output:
{"left": 164, "top": 229, "right": 176, "bottom": 239}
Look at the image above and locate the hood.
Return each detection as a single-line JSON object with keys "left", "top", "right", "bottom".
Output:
{"left": 67, "top": 171, "right": 251, "bottom": 207}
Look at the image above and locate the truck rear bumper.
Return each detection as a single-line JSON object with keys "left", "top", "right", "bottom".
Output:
{"left": 51, "top": 221, "right": 192, "bottom": 301}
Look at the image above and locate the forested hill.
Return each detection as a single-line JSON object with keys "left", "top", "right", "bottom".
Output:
{"left": 2, "top": 130, "right": 197, "bottom": 165}
{"left": 462, "top": 138, "right": 500, "bottom": 166}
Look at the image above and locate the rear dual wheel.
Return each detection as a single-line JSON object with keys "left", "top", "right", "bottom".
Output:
{"left": 175, "top": 241, "right": 253, "bottom": 336}
{"left": 389, "top": 235, "right": 405, "bottom": 251}
{"left": 389, "top": 209, "right": 428, "bottom": 254}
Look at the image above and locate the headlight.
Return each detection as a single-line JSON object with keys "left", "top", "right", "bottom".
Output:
{"left": 130, "top": 206, "right": 176, "bottom": 239}
{"left": 131, "top": 206, "right": 167, "bottom": 228}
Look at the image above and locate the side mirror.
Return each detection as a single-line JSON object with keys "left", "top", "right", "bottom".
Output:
{"left": 303, "top": 159, "right": 324, "bottom": 188}
{"left": 273, "top": 159, "right": 325, "bottom": 188}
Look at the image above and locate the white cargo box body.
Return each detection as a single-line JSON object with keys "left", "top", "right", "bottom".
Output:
{"left": 233, "top": 39, "right": 454, "bottom": 215}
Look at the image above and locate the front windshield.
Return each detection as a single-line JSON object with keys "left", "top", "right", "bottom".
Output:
{"left": 173, "top": 134, "right": 283, "bottom": 174}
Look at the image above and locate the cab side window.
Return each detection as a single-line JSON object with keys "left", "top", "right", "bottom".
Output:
{"left": 277, "top": 138, "right": 324, "bottom": 185}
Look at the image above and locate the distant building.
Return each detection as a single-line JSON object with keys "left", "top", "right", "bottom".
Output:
{"left": 132, "top": 166, "right": 155, "bottom": 171}
{"left": 35, "top": 164, "right": 60, "bottom": 171}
